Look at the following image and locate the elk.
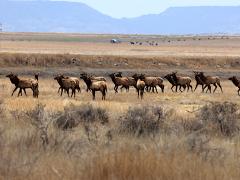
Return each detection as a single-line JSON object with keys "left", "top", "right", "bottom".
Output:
{"left": 193, "top": 71, "right": 206, "bottom": 92}
{"left": 57, "top": 75, "right": 81, "bottom": 94}
{"left": 228, "top": 76, "right": 240, "bottom": 96}
{"left": 132, "top": 74, "right": 145, "bottom": 99}
{"left": 164, "top": 74, "right": 185, "bottom": 92}
{"left": 80, "top": 75, "right": 107, "bottom": 100}
{"left": 6, "top": 73, "right": 39, "bottom": 98}
{"left": 54, "top": 75, "right": 78, "bottom": 98}
{"left": 80, "top": 73, "right": 106, "bottom": 92}
{"left": 171, "top": 72, "right": 193, "bottom": 92}
{"left": 115, "top": 72, "right": 137, "bottom": 92}
{"left": 198, "top": 72, "right": 223, "bottom": 93}
{"left": 109, "top": 73, "right": 130, "bottom": 93}
{"left": 142, "top": 76, "right": 164, "bottom": 93}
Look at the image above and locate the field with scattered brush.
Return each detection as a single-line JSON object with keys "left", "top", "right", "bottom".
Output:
{"left": 0, "top": 32, "right": 240, "bottom": 179}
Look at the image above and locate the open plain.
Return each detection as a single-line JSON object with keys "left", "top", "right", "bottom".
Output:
{"left": 0, "top": 32, "right": 240, "bottom": 179}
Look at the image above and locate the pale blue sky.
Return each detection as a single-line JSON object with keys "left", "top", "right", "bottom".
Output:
{"left": 51, "top": 0, "right": 240, "bottom": 18}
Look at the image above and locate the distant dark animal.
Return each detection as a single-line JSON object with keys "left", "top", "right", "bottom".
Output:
{"left": 228, "top": 76, "right": 240, "bottom": 96}
{"left": 130, "top": 42, "right": 135, "bottom": 45}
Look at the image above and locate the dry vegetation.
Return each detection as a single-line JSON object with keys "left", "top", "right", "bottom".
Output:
{"left": 1, "top": 33, "right": 240, "bottom": 179}
{"left": 0, "top": 77, "right": 240, "bottom": 179}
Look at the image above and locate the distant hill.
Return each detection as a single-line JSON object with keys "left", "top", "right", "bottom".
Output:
{"left": 0, "top": 0, "right": 124, "bottom": 33}
{"left": 1, "top": 0, "right": 240, "bottom": 34}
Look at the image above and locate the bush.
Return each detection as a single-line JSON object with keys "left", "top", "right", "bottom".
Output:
{"left": 118, "top": 106, "right": 164, "bottom": 137}
{"left": 25, "top": 103, "right": 54, "bottom": 146}
{"left": 198, "top": 102, "right": 240, "bottom": 137}
{"left": 56, "top": 104, "right": 109, "bottom": 129}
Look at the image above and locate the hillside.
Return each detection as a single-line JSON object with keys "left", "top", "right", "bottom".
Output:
{"left": 1, "top": 0, "right": 240, "bottom": 34}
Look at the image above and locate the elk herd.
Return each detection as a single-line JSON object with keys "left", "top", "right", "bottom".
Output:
{"left": 4, "top": 71, "right": 240, "bottom": 100}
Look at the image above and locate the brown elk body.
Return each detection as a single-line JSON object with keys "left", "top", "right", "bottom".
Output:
{"left": 193, "top": 71, "right": 206, "bottom": 92}
{"left": 171, "top": 72, "right": 193, "bottom": 92}
{"left": 143, "top": 76, "right": 164, "bottom": 93}
{"left": 132, "top": 74, "right": 146, "bottom": 99}
{"left": 199, "top": 72, "right": 223, "bottom": 93}
{"left": 80, "top": 73, "right": 106, "bottom": 92}
{"left": 80, "top": 74, "right": 107, "bottom": 100}
{"left": 54, "top": 75, "right": 78, "bottom": 98}
{"left": 59, "top": 76, "right": 81, "bottom": 93}
{"left": 229, "top": 76, "right": 240, "bottom": 96}
{"left": 109, "top": 73, "right": 130, "bottom": 93}
{"left": 6, "top": 73, "right": 39, "bottom": 98}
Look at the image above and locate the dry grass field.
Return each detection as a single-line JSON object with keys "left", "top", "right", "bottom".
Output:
{"left": 0, "top": 32, "right": 240, "bottom": 179}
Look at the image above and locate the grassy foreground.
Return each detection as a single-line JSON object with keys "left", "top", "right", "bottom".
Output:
{"left": 0, "top": 76, "right": 240, "bottom": 179}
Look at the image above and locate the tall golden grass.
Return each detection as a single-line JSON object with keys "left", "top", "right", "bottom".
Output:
{"left": 1, "top": 76, "right": 240, "bottom": 179}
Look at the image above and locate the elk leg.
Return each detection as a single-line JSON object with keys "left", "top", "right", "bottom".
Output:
{"left": 217, "top": 82, "right": 223, "bottom": 93}
{"left": 189, "top": 84, "right": 193, "bottom": 92}
{"left": 114, "top": 85, "right": 118, "bottom": 93}
{"left": 92, "top": 90, "right": 96, "bottom": 100}
{"left": 213, "top": 83, "right": 218, "bottom": 93}
{"left": 203, "top": 85, "right": 208, "bottom": 93}
{"left": 102, "top": 89, "right": 106, "bottom": 100}
{"left": 175, "top": 85, "right": 178, "bottom": 92}
{"left": 238, "top": 88, "right": 240, "bottom": 96}
{"left": 58, "top": 87, "right": 61, "bottom": 93}
{"left": 171, "top": 85, "right": 175, "bottom": 92}
{"left": 194, "top": 83, "right": 199, "bottom": 92}
{"left": 17, "top": 88, "right": 22, "bottom": 97}
{"left": 160, "top": 85, "right": 164, "bottom": 93}
{"left": 67, "top": 89, "right": 70, "bottom": 97}
{"left": 179, "top": 85, "right": 184, "bottom": 92}
{"left": 145, "top": 86, "right": 149, "bottom": 92}
{"left": 201, "top": 85, "right": 205, "bottom": 93}
{"left": 120, "top": 86, "right": 124, "bottom": 92}
{"left": 187, "top": 84, "right": 190, "bottom": 92}
{"left": 137, "top": 89, "right": 140, "bottom": 98}
{"left": 23, "top": 89, "right": 27, "bottom": 96}
{"left": 71, "top": 89, "right": 74, "bottom": 98}
{"left": 77, "top": 86, "right": 81, "bottom": 93}
{"left": 124, "top": 86, "right": 128, "bottom": 92}
{"left": 11, "top": 87, "right": 18, "bottom": 96}
{"left": 18, "top": 88, "right": 22, "bottom": 96}
{"left": 208, "top": 85, "right": 211, "bottom": 93}
{"left": 140, "top": 90, "right": 144, "bottom": 100}
{"left": 73, "top": 89, "right": 76, "bottom": 98}
{"left": 155, "top": 86, "right": 158, "bottom": 93}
